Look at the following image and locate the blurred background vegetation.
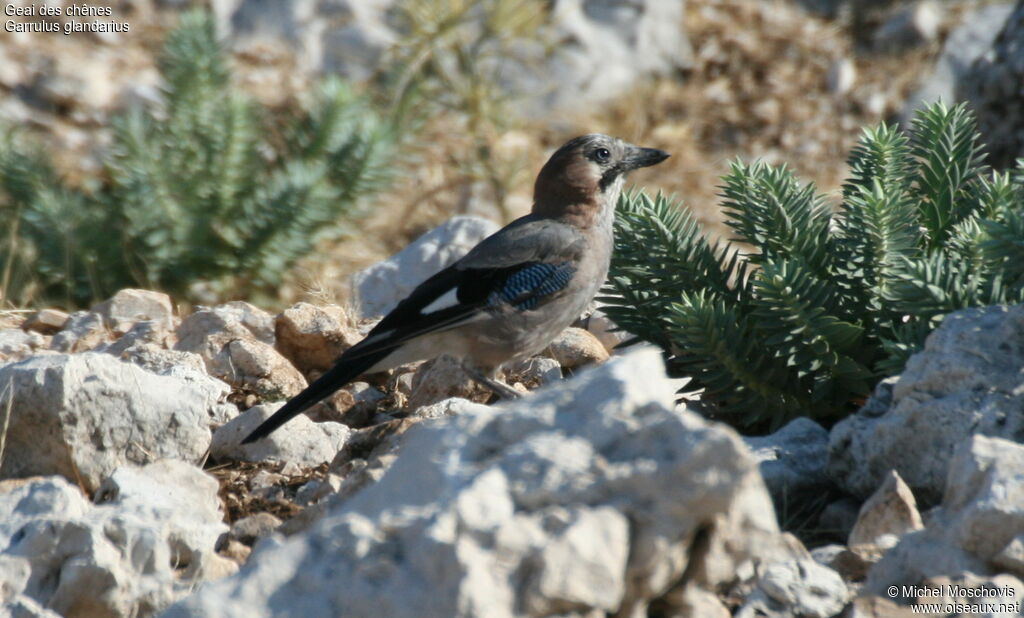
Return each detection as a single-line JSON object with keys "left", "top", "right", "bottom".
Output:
{"left": 0, "top": 0, "right": 1020, "bottom": 312}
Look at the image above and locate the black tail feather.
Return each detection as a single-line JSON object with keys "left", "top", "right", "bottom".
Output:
{"left": 240, "top": 350, "right": 386, "bottom": 444}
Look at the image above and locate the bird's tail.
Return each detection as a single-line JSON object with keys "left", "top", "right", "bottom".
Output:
{"left": 240, "top": 351, "right": 384, "bottom": 444}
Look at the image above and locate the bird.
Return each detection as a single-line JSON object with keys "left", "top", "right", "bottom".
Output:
{"left": 242, "top": 134, "right": 669, "bottom": 444}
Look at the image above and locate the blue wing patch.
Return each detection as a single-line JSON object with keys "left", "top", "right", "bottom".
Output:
{"left": 488, "top": 262, "right": 576, "bottom": 311}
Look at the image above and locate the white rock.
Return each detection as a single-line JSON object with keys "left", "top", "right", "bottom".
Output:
{"left": 49, "top": 311, "right": 109, "bottom": 353}
{"left": 0, "top": 353, "right": 216, "bottom": 492}
{"left": 211, "top": 403, "right": 350, "bottom": 466}
{"left": 101, "top": 319, "right": 176, "bottom": 356}
{"left": 211, "top": 301, "right": 276, "bottom": 344}
{"left": 829, "top": 306, "right": 1024, "bottom": 503}
{"left": 581, "top": 308, "right": 628, "bottom": 353}
{"left": 351, "top": 216, "right": 499, "bottom": 318}
{"left": 220, "top": 0, "right": 691, "bottom": 114}
{"left": 22, "top": 309, "right": 69, "bottom": 335}
{"left": 407, "top": 355, "right": 492, "bottom": 411}
{"left": 1, "top": 466, "right": 227, "bottom": 617}
{"left": 744, "top": 417, "right": 832, "bottom": 512}
{"left": 0, "top": 329, "right": 46, "bottom": 361}
{"left": 737, "top": 559, "right": 849, "bottom": 618}
{"left": 409, "top": 396, "right": 479, "bottom": 420}
{"left": 176, "top": 308, "right": 306, "bottom": 400}
{"left": 848, "top": 470, "right": 923, "bottom": 549}
{"left": 91, "top": 288, "right": 175, "bottom": 335}
{"left": 873, "top": 1, "right": 942, "bottom": 51}
{"left": 961, "top": 3, "right": 1024, "bottom": 168}
{"left": 94, "top": 460, "right": 229, "bottom": 576}
{"left": 827, "top": 57, "right": 856, "bottom": 95}
{"left": 165, "top": 348, "right": 798, "bottom": 617}
{"left": 505, "top": 356, "right": 562, "bottom": 390}
{"left": 865, "top": 435, "right": 1024, "bottom": 596}
{"left": 902, "top": 3, "right": 1015, "bottom": 122}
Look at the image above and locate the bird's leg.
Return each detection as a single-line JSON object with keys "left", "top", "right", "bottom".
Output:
{"left": 462, "top": 362, "right": 523, "bottom": 400}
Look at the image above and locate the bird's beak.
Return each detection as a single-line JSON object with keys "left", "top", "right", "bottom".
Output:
{"left": 621, "top": 145, "right": 670, "bottom": 171}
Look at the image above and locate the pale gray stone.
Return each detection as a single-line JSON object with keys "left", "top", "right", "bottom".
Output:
{"left": 828, "top": 305, "right": 1024, "bottom": 504}
{"left": 91, "top": 288, "right": 175, "bottom": 335}
{"left": 902, "top": 3, "right": 1015, "bottom": 123}
{"left": 848, "top": 470, "right": 923, "bottom": 549}
{"left": 737, "top": 559, "right": 849, "bottom": 618}
{"left": 865, "top": 435, "right": 1024, "bottom": 596}
{"left": 164, "top": 348, "right": 798, "bottom": 617}
{"left": 49, "top": 311, "right": 109, "bottom": 353}
{"left": 744, "top": 417, "right": 832, "bottom": 512}
{"left": 211, "top": 402, "right": 350, "bottom": 466}
{"left": 0, "top": 466, "right": 228, "bottom": 617}
{"left": 0, "top": 353, "right": 216, "bottom": 492}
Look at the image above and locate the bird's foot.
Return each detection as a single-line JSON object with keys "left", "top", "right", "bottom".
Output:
{"left": 462, "top": 364, "right": 523, "bottom": 400}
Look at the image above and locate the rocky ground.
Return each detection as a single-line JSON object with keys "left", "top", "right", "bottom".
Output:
{"left": 4, "top": 1, "right": 1024, "bottom": 616}
{"left": 1, "top": 215, "right": 1024, "bottom": 617}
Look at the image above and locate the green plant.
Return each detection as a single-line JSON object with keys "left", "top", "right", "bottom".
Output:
{"left": 0, "top": 10, "right": 402, "bottom": 308}
{"left": 602, "top": 102, "right": 1024, "bottom": 432}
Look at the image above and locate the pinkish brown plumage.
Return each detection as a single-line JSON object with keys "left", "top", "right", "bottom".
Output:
{"left": 243, "top": 134, "right": 668, "bottom": 444}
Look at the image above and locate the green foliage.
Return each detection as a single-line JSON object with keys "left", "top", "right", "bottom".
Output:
{"left": 0, "top": 11, "right": 402, "bottom": 307}
{"left": 602, "top": 102, "right": 1024, "bottom": 431}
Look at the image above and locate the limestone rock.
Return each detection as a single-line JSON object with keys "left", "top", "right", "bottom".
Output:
{"left": 211, "top": 403, "right": 350, "bottom": 467}
{"left": 218, "top": 0, "right": 691, "bottom": 115}
{"left": 960, "top": 2, "right": 1024, "bottom": 169}
{"left": 817, "top": 496, "right": 862, "bottom": 545}
{"left": 176, "top": 307, "right": 306, "bottom": 401}
{"left": 0, "top": 353, "right": 217, "bottom": 492}
{"left": 744, "top": 417, "right": 832, "bottom": 513}
{"left": 902, "top": 3, "right": 1015, "bottom": 123}
{"left": 49, "top": 311, "right": 109, "bottom": 353}
{"left": 274, "top": 302, "right": 361, "bottom": 375}
{"left": 873, "top": 1, "right": 942, "bottom": 51}
{"left": 0, "top": 329, "right": 47, "bottom": 362}
{"left": 214, "top": 301, "right": 276, "bottom": 344}
{"left": 581, "top": 309, "right": 628, "bottom": 354}
{"left": 848, "top": 470, "right": 923, "bottom": 550}
{"left": 351, "top": 216, "right": 499, "bottom": 318}
{"left": 543, "top": 326, "right": 610, "bottom": 369}
{"left": 93, "top": 460, "right": 229, "bottom": 579}
{"left": 865, "top": 435, "right": 1024, "bottom": 596}
{"left": 224, "top": 338, "right": 307, "bottom": 400}
{"left": 229, "top": 513, "right": 283, "bottom": 546}
{"left": 736, "top": 559, "right": 849, "bottom": 618}
{"left": 163, "top": 349, "right": 798, "bottom": 613}
{"left": 505, "top": 356, "right": 562, "bottom": 390}
{"left": 21, "top": 309, "right": 68, "bottom": 335}
{"left": 101, "top": 319, "right": 176, "bottom": 356}
{"left": 91, "top": 288, "right": 175, "bottom": 335}
{"left": 406, "top": 355, "right": 493, "bottom": 411}
{"left": 0, "top": 466, "right": 227, "bottom": 617}
{"left": 165, "top": 348, "right": 798, "bottom": 617}
{"left": 828, "top": 305, "right": 1024, "bottom": 504}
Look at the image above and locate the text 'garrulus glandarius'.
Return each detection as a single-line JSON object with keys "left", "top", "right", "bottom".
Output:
{"left": 242, "top": 134, "right": 669, "bottom": 443}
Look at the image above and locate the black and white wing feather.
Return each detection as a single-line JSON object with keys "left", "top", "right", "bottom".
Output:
{"left": 242, "top": 215, "right": 584, "bottom": 443}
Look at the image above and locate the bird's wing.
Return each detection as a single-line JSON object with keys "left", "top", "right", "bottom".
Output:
{"left": 241, "top": 217, "right": 585, "bottom": 444}
{"left": 349, "top": 215, "right": 586, "bottom": 359}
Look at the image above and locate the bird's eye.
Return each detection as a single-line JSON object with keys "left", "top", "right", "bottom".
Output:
{"left": 594, "top": 148, "right": 611, "bottom": 162}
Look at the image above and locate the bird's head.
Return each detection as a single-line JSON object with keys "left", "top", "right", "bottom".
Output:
{"left": 532, "top": 134, "right": 669, "bottom": 226}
